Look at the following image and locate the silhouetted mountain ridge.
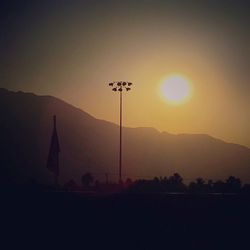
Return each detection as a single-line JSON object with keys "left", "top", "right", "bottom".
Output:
{"left": 0, "top": 88, "right": 250, "bottom": 184}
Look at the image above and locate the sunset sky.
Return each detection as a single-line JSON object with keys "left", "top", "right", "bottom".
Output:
{"left": 1, "top": 0, "right": 249, "bottom": 147}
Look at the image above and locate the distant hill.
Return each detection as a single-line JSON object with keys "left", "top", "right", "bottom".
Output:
{"left": 0, "top": 88, "right": 250, "bottom": 184}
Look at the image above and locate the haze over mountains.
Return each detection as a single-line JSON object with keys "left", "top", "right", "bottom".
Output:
{"left": 1, "top": 88, "right": 250, "bottom": 185}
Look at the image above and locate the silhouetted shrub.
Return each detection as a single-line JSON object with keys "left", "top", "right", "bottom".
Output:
{"left": 81, "top": 172, "right": 94, "bottom": 188}
{"left": 64, "top": 179, "right": 78, "bottom": 191}
{"left": 225, "top": 176, "right": 241, "bottom": 193}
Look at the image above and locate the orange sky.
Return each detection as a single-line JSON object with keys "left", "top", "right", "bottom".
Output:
{"left": 1, "top": 1, "right": 249, "bottom": 147}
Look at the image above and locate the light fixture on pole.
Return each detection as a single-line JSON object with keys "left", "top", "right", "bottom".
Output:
{"left": 108, "top": 81, "right": 133, "bottom": 183}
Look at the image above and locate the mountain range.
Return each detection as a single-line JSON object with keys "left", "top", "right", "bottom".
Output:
{"left": 1, "top": 88, "right": 250, "bottom": 185}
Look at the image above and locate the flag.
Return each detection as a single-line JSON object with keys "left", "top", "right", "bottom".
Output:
{"left": 47, "top": 115, "right": 60, "bottom": 177}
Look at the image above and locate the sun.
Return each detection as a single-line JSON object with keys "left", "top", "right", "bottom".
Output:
{"left": 159, "top": 75, "right": 193, "bottom": 105}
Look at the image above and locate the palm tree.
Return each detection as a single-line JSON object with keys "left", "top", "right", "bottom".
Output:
{"left": 168, "top": 173, "right": 186, "bottom": 192}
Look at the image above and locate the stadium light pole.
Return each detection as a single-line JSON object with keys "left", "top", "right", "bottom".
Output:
{"left": 108, "top": 81, "right": 133, "bottom": 183}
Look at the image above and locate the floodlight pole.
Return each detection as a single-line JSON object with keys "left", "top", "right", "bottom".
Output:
{"left": 119, "top": 90, "right": 122, "bottom": 183}
{"left": 108, "top": 81, "right": 133, "bottom": 183}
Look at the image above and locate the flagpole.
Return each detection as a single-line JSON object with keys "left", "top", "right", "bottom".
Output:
{"left": 53, "top": 115, "right": 59, "bottom": 187}
{"left": 47, "top": 115, "right": 60, "bottom": 187}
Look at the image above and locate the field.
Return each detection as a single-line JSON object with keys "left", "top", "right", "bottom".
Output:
{"left": 2, "top": 191, "right": 250, "bottom": 249}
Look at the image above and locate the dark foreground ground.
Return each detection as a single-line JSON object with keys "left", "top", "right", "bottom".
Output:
{"left": 1, "top": 191, "right": 250, "bottom": 249}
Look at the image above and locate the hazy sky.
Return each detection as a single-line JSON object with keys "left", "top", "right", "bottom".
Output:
{"left": 0, "top": 0, "right": 249, "bottom": 147}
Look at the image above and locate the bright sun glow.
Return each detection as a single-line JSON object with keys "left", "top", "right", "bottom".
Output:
{"left": 159, "top": 75, "right": 193, "bottom": 105}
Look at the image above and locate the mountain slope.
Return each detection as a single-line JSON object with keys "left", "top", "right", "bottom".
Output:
{"left": 0, "top": 88, "right": 250, "bottom": 184}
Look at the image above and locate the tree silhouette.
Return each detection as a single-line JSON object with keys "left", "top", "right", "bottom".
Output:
{"left": 207, "top": 179, "right": 213, "bottom": 188}
{"left": 189, "top": 178, "right": 207, "bottom": 193}
{"left": 169, "top": 173, "right": 183, "bottom": 184}
{"left": 226, "top": 176, "right": 241, "bottom": 192}
{"left": 125, "top": 178, "right": 132, "bottom": 186}
{"left": 81, "top": 172, "right": 94, "bottom": 188}
{"left": 213, "top": 180, "right": 226, "bottom": 193}
{"left": 168, "top": 173, "right": 186, "bottom": 192}
{"left": 196, "top": 178, "right": 205, "bottom": 186}
{"left": 64, "top": 179, "right": 78, "bottom": 191}
{"left": 129, "top": 174, "right": 244, "bottom": 194}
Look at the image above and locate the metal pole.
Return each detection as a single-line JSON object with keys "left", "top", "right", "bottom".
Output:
{"left": 119, "top": 90, "right": 122, "bottom": 183}
{"left": 108, "top": 81, "right": 132, "bottom": 184}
